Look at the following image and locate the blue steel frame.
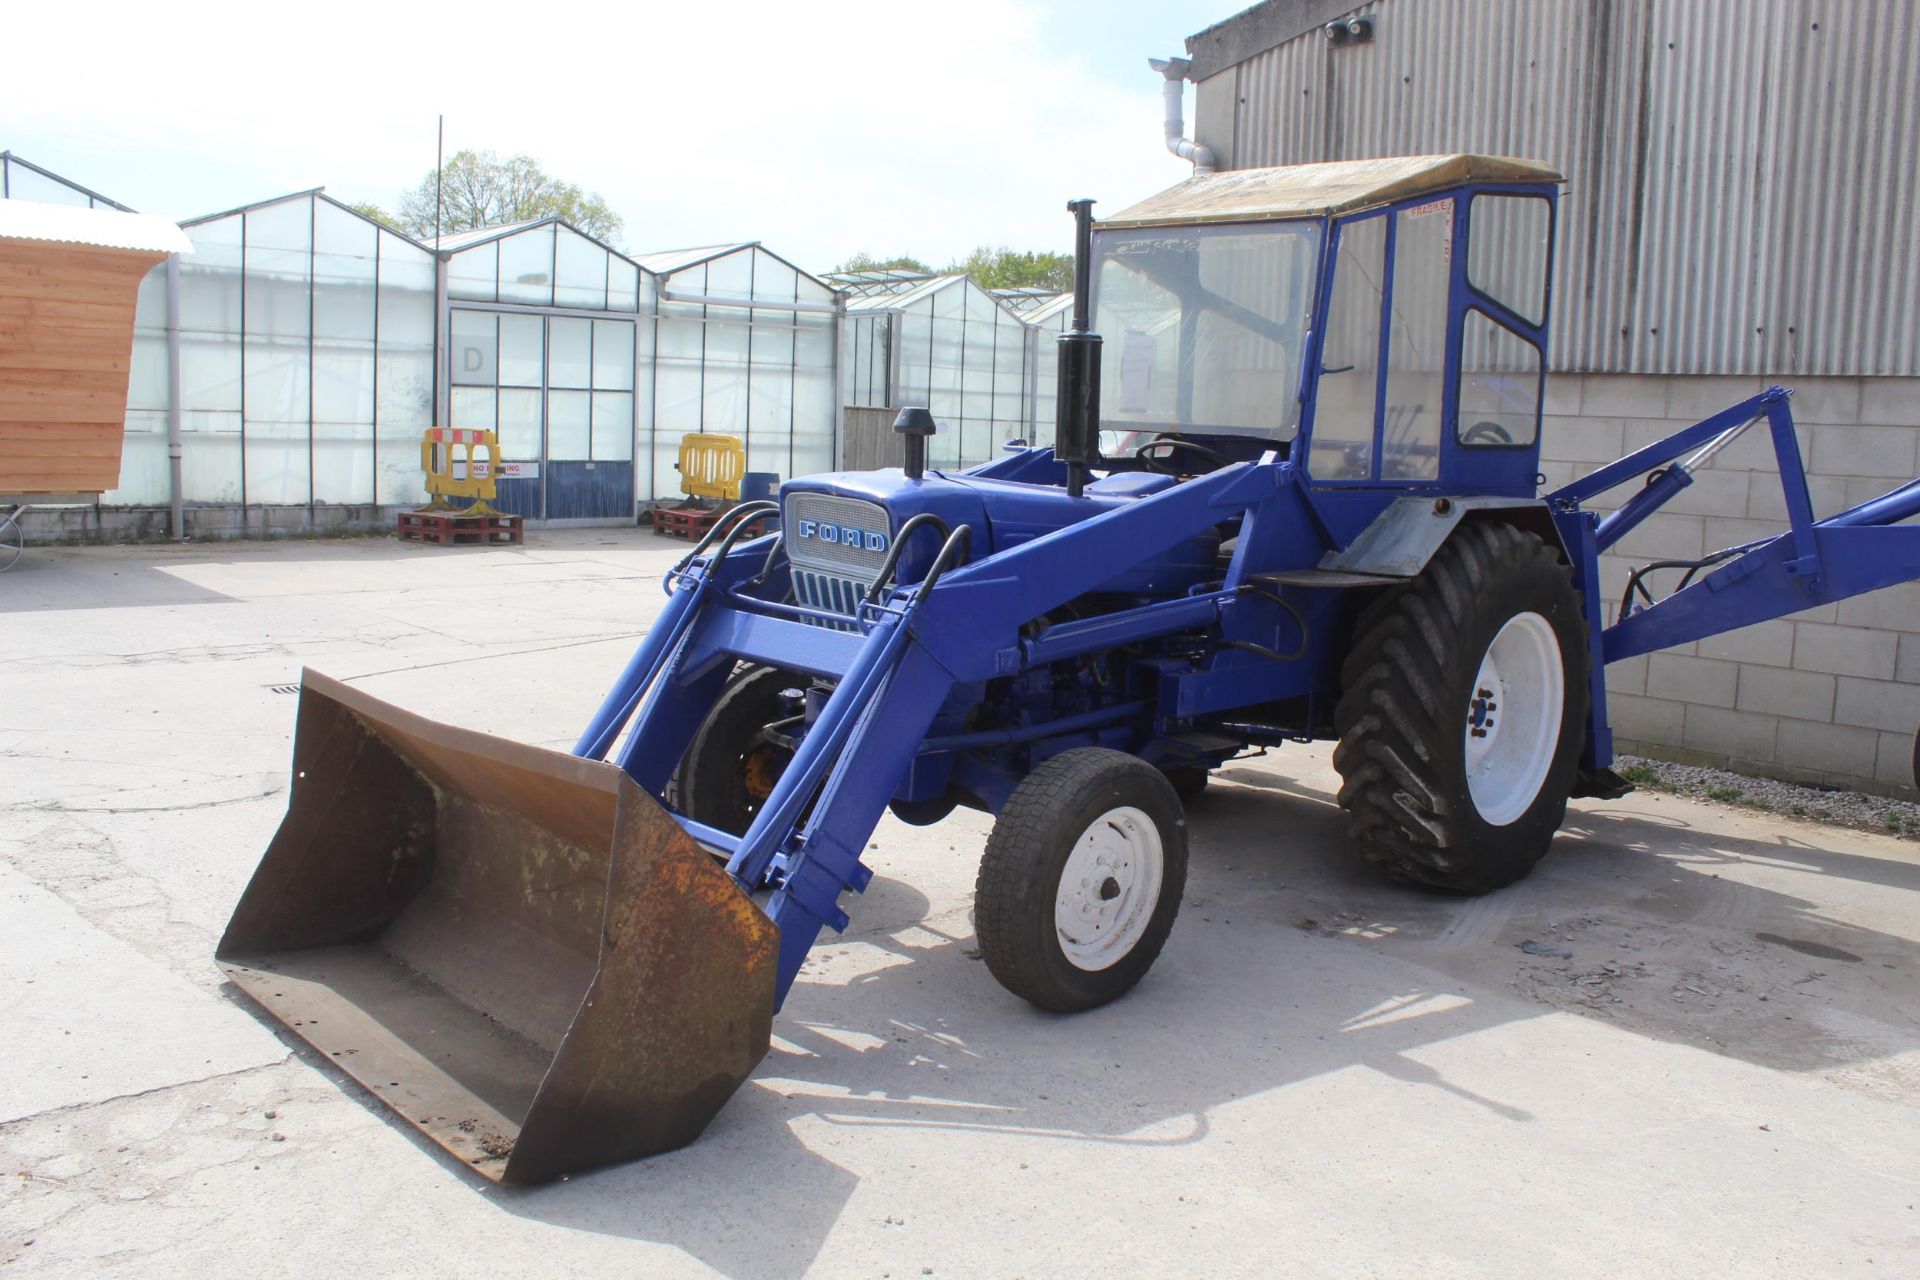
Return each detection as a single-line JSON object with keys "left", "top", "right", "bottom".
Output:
{"left": 1299, "top": 183, "right": 1557, "bottom": 545}
{"left": 567, "top": 183, "right": 1920, "bottom": 1012}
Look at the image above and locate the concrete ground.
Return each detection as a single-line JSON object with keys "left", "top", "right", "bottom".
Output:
{"left": 2, "top": 531, "right": 1917, "bottom": 1278}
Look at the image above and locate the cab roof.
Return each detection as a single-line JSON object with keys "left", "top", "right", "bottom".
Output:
{"left": 1099, "top": 154, "right": 1564, "bottom": 229}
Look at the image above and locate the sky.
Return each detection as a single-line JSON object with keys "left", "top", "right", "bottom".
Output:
{"left": 3, "top": 0, "right": 1238, "bottom": 272}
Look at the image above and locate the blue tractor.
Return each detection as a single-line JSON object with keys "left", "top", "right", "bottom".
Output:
{"left": 219, "top": 155, "right": 1920, "bottom": 1184}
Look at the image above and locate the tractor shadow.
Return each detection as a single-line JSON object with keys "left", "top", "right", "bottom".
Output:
{"left": 500, "top": 767, "right": 1920, "bottom": 1278}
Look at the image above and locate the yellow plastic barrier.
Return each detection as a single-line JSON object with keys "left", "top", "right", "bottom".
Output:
{"left": 418, "top": 427, "right": 502, "bottom": 517}
{"left": 677, "top": 433, "right": 746, "bottom": 503}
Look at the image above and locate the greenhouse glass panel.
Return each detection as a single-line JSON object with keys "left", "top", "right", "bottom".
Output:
{"left": 498, "top": 313, "right": 544, "bottom": 387}
{"left": 450, "top": 310, "right": 497, "bottom": 385}
{"left": 375, "top": 229, "right": 435, "bottom": 505}
{"left": 701, "top": 317, "right": 750, "bottom": 443}
{"left": 993, "top": 320, "right": 1025, "bottom": 434}
{"left": 554, "top": 226, "right": 608, "bottom": 310}
{"left": 652, "top": 299, "right": 705, "bottom": 500}
{"left": 313, "top": 202, "right": 377, "bottom": 341}
{"left": 751, "top": 250, "right": 797, "bottom": 302}
{"left": 591, "top": 392, "right": 633, "bottom": 460}
{"left": 592, "top": 320, "right": 634, "bottom": 390}
{"left": 549, "top": 316, "right": 592, "bottom": 389}
{"left": 311, "top": 345, "right": 374, "bottom": 435}
{"left": 706, "top": 249, "right": 753, "bottom": 301}
{"left": 448, "top": 241, "right": 497, "bottom": 302}
{"left": 6, "top": 163, "right": 90, "bottom": 206}
{"left": 632, "top": 284, "right": 656, "bottom": 498}
{"left": 609, "top": 259, "right": 640, "bottom": 312}
{"left": 450, "top": 387, "right": 496, "bottom": 431}
{"left": 792, "top": 312, "right": 835, "bottom": 478}
{"left": 747, "top": 314, "right": 794, "bottom": 481}
{"left": 498, "top": 225, "right": 555, "bottom": 305}
{"left": 172, "top": 215, "right": 246, "bottom": 503}
{"left": 179, "top": 215, "right": 243, "bottom": 344}
{"left": 182, "top": 410, "right": 244, "bottom": 504}
{"left": 242, "top": 198, "right": 313, "bottom": 505}
{"left": 497, "top": 388, "right": 542, "bottom": 459}
{"left": 549, "top": 389, "right": 591, "bottom": 459}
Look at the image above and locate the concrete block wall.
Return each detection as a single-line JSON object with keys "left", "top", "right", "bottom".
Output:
{"left": 1538, "top": 374, "right": 1920, "bottom": 796}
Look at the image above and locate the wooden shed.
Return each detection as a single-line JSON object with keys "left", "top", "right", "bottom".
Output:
{"left": 0, "top": 201, "right": 188, "bottom": 497}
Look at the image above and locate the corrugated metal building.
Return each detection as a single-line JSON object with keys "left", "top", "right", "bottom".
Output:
{"left": 1183, "top": 0, "right": 1920, "bottom": 793}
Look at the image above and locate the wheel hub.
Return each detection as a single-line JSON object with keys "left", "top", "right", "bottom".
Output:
{"left": 1054, "top": 806, "right": 1165, "bottom": 972}
{"left": 1463, "top": 611, "right": 1564, "bottom": 827}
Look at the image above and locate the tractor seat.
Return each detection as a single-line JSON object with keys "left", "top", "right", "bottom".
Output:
{"left": 1084, "top": 471, "right": 1177, "bottom": 499}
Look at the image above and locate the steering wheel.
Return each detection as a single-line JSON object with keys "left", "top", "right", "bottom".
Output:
{"left": 1462, "top": 420, "right": 1514, "bottom": 446}
{"left": 1136, "top": 435, "right": 1236, "bottom": 475}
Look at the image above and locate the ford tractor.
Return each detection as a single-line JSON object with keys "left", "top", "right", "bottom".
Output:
{"left": 218, "top": 154, "right": 1920, "bottom": 1184}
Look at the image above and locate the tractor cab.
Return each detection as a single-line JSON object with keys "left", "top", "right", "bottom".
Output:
{"left": 1091, "top": 153, "right": 1562, "bottom": 537}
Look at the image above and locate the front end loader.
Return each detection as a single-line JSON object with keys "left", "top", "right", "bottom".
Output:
{"left": 221, "top": 154, "right": 1920, "bottom": 1183}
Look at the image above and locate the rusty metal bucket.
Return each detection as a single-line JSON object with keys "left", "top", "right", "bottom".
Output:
{"left": 217, "top": 670, "right": 776, "bottom": 1185}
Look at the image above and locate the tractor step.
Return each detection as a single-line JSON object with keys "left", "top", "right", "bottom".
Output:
{"left": 1251, "top": 568, "right": 1406, "bottom": 589}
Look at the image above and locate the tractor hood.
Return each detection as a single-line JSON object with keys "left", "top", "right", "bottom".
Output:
{"left": 780, "top": 465, "right": 1219, "bottom": 597}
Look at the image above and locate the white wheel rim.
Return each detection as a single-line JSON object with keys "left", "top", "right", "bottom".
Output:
{"left": 1463, "top": 611, "right": 1564, "bottom": 827}
{"left": 1054, "top": 805, "right": 1165, "bottom": 972}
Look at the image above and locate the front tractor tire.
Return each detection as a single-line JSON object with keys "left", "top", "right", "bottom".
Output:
{"left": 675, "top": 665, "right": 801, "bottom": 837}
{"left": 1333, "top": 521, "right": 1589, "bottom": 894}
{"left": 974, "top": 749, "right": 1189, "bottom": 1012}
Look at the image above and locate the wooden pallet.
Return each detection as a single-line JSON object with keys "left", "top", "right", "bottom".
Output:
{"left": 650, "top": 505, "right": 723, "bottom": 540}
{"left": 650, "top": 505, "right": 774, "bottom": 542}
{"left": 397, "top": 510, "right": 524, "bottom": 546}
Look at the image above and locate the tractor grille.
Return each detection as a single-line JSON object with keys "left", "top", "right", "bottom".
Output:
{"left": 784, "top": 493, "right": 892, "bottom": 625}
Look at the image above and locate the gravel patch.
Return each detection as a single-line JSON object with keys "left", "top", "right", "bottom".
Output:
{"left": 1614, "top": 754, "right": 1920, "bottom": 840}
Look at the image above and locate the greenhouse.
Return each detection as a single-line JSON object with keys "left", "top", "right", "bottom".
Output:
{"left": 635, "top": 242, "right": 838, "bottom": 504}
{"left": 108, "top": 189, "right": 438, "bottom": 515}
{"left": 6, "top": 152, "right": 1095, "bottom": 533}
{"left": 1020, "top": 292, "right": 1073, "bottom": 448}
{"left": 439, "top": 217, "right": 650, "bottom": 519}
{"left": 843, "top": 274, "right": 1034, "bottom": 470}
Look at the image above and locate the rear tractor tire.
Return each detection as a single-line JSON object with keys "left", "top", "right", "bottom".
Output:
{"left": 974, "top": 749, "right": 1189, "bottom": 1012}
{"left": 1333, "top": 521, "right": 1589, "bottom": 894}
{"left": 675, "top": 665, "right": 802, "bottom": 837}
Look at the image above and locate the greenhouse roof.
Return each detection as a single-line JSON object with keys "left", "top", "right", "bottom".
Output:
{"left": 632, "top": 242, "right": 754, "bottom": 276}
{"left": 430, "top": 218, "right": 548, "bottom": 251}
{"left": 826, "top": 268, "right": 938, "bottom": 299}
{"left": 994, "top": 287, "right": 1065, "bottom": 315}
{"left": 1101, "top": 153, "right": 1564, "bottom": 228}
{"left": 1024, "top": 293, "right": 1075, "bottom": 324}
{"left": 175, "top": 188, "right": 428, "bottom": 248}
{"left": 1, "top": 152, "right": 136, "bottom": 212}
{"left": 845, "top": 272, "right": 968, "bottom": 312}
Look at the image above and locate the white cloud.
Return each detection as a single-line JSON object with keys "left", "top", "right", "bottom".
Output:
{"left": 6, "top": 0, "right": 1203, "bottom": 271}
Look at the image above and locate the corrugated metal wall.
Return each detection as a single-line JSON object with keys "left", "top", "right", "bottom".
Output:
{"left": 1196, "top": 0, "right": 1920, "bottom": 377}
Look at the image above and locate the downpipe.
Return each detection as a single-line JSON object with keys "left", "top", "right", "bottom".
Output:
{"left": 1149, "top": 57, "right": 1216, "bottom": 174}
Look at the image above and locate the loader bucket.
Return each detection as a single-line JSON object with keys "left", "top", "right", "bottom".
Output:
{"left": 216, "top": 670, "right": 777, "bottom": 1185}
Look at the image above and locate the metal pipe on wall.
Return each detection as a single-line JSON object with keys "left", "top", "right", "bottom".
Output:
{"left": 164, "top": 254, "right": 184, "bottom": 541}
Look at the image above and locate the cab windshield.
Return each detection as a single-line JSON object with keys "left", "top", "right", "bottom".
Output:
{"left": 1090, "top": 220, "right": 1322, "bottom": 443}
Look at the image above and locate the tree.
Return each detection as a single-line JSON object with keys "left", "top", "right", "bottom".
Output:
{"left": 345, "top": 200, "right": 397, "bottom": 229}
{"left": 834, "top": 252, "right": 931, "bottom": 274}
{"left": 391, "top": 150, "right": 623, "bottom": 244}
{"left": 947, "top": 246, "right": 1074, "bottom": 292}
